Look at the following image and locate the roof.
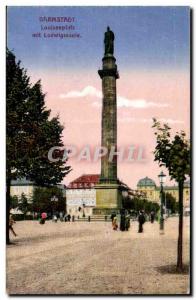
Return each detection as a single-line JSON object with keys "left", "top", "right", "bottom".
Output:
{"left": 68, "top": 174, "right": 130, "bottom": 190}
{"left": 137, "top": 177, "right": 156, "bottom": 187}
{"left": 68, "top": 174, "right": 100, "bottom": 189}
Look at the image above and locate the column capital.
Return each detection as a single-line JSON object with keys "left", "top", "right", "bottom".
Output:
{"left": 98, "top": 68, "right": 119, "bottom": 79}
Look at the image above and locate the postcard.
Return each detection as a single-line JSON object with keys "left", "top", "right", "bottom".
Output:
{"left": 6, "top": 6, "right": 191, "bottom": 295}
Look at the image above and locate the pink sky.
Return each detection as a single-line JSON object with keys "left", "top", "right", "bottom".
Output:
{"left": 30, "top": 68, "right": 190, "bottom": 189}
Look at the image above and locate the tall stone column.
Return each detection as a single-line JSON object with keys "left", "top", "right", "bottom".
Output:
{"left": 94, "top": 27, "right": 122, "bottom": 215}
{"left": 98, "top": 55, "right": 119, "bottom": 183}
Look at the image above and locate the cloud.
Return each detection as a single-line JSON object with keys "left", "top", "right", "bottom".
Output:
{"left": 117, "top": 97, "right": 169, "bottom": 108}
{"left": 59, "top": 86, "right": 102, "bottom": 99}
{"left": 118, "top": 117, "right": 184, "bottom": 124}
{"left": 60, "top": 85, "right": 170, "bottom": 109}
{"left": 158, "top": 118, "right": 184, "bottom": 124}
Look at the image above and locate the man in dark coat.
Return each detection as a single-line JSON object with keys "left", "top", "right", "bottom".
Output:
{"left": 150, "top": 210, "right": 155, "bottom": 223}
{"left": 138, "top": 211, "right": 145, "bottom": 233}
{"left": 120, "top": 209, "right": 126, "bottom": 231}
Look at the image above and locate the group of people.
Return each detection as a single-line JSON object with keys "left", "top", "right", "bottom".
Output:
{"left": 39, "top": 212, "right": 72, "bottom": 224}
{"left": 111, "top": 210, "right": 131, "bottom": 231}
{"left": 111, "top": 210, "right": 156, "bottom": 233}
{"left": 9, "top": 209, "right": 156, "bottom": 239}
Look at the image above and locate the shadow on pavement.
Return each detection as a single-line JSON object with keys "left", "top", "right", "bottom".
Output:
{"left": 155, "top": 264, "right": 189, "bottom": 274}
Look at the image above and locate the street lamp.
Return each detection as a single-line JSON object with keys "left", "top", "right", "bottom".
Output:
{"left": 122, "top": 190, "right": 129, "bottom": 210}
{"left": 51, "top": 196, "right": 58, "bottom": 218}
{"left": 122, "top": 190, "right": 128, "bottom": 198}
{"left": 158, "top": 171, "right": 166, "bottom": 234}
{"left": 51, "top": 196, "right": 58, "bottom": 202}
{"left": 164, "top": 192, "right": 167, "bottom": 216}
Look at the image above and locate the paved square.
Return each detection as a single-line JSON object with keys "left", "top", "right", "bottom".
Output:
{"left": 6, "top": 217, "right": 190, "bottom": 294}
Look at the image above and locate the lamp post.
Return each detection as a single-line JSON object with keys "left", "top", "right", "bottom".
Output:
{"left": 164, "top": 192, "right": 167, "bottom": 216}
{"left": 158, "top": 171, "right": 166, "bottom": 234}
{"left": 51, "top": 195, "right": 58, "bottom": 218}
{"left": 122, "top": 190, "right": 128, "bottom": 198}
{"left": 122, "top": 190, "right": 129, "bottom": 212}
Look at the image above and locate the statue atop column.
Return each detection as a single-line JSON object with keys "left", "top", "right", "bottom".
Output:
{"left": 104, "top": 26, "right": 114, "bottom": 56}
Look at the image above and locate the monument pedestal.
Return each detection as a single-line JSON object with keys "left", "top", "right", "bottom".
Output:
{"left": 93, "top": 183, "right": 122, "bottom": 215}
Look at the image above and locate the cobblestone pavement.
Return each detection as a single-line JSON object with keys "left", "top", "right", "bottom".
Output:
{"left": 6, "top": 217, "right": 190, "bottom": 295}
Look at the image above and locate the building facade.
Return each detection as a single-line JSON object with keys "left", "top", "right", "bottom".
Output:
{"left": 66, "top": 174, "right": 99, "bottom": 217}
{"left": 66, "top": 174, "right": 130, "bottom": 217}
{"left": 10, "top": 178, "right": 35, "bottom": 199}
{"left": 10, "top": 178, "right": 66, "bottom": 202}
{"left": 137, "top": 176, "right": 190, "bottom": 210}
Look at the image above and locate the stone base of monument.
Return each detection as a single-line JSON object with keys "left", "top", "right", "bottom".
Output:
{"left": 93, "top": 183, "right": 122, "bottom": 215}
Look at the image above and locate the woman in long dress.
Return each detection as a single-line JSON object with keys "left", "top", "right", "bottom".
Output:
{"left": 112, "top": 216, "right": 118, "bottom": 230}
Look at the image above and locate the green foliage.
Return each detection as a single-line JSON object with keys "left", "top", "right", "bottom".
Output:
{"left": 6, "top": 49, "right": 31, "bottom": 180}
{"left": 11, "top": 214, "right": 25, "bottom": 221}
{"left": 163, "top": 192, "right": 179, "bottom": 213}
{"left": 152, "top": 118, "right": 190, "bottom": 270}
{"left": 124, "top": 196, "right": 159, "bottom": 213}
{"left": 32, "top": 186, "right": 65, "bottom": 214}
{"left": 18, "top": 193, "right": 32, "bottom": 216}
{"left": 10, "top": 195, "right": 19, "bottom": 209}
{"left": 6, "top": 48, "right": 72, "bottom": 185}
{"left": 152, "top": 118, "right": 190, "bottom": 183}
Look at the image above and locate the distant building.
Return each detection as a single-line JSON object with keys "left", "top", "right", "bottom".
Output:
{"left": 10, "top": 178, "right": 35, "bottom": 200}
{"left": 66, "top": 174, "right": 99, "bottom": 217}
{"left": 66, "top": 174, "right": 130, "bottom": 217}
{"left": 10, "top": 178, "right": 66, "bottom": 201}
{"left": 137, "top": 176, "right": 190, "bottom": 210}
{"left": 137, "top": 177, "right": 157, "bottom": 203}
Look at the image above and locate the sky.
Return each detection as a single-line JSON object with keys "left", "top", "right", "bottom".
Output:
{"left": 7, "top": 6, "right": 190, "bottom": 188}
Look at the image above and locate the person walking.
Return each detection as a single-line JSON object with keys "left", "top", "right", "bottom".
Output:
{"left": 111, "top": 212, "right": 116, "bottom": 222}
{"left": 125, "top": 213, "right": 130, "bottom": 231}
{"left": 53, "top": 215, "right": 58, "bottom": 223}
{"left": 40, "top": 212, "right": 47, "bottom": 224}
{"left": 120, "top": 209, "right": 126, "bottom": 231}
{"left": 150, "top": 210, "right": 155, "bottom": 223}
{"left": 59, "top": 212, "right": 64, "bottom": 222}
{"left": 138, "top": 210, "right": 145, "bottom": 233}
{"left": 9, "top": 214, "right": 17, "bottom": 237}
{"left": 112, "top": 215, "right": 118, "bottom": 230}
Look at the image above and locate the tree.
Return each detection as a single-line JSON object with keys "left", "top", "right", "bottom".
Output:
{"left": 6, "top": 49, "right": 71, "bottom": 244}
{"left": 10, "top": 195, "right": 19, "bottom": 209}
{"left": 6, "top": 49, "right": 31, "bottom": 244}
{"left": 124, "top": 195, "right": 159, "bottom": 214}
{"left": 152, "top": 118, "right": 190, "bottom": 271}
{"left": 32, "top": 186, "right": 65, "bottom": 216}
{"left": 23, "top": 80, "right": 71, "bottom": 186}
{"left": 18, "top": 193, "right": 32, "bottom": 219}
{"left": 163, "top": 192, "right": 178, "bottom": 214}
